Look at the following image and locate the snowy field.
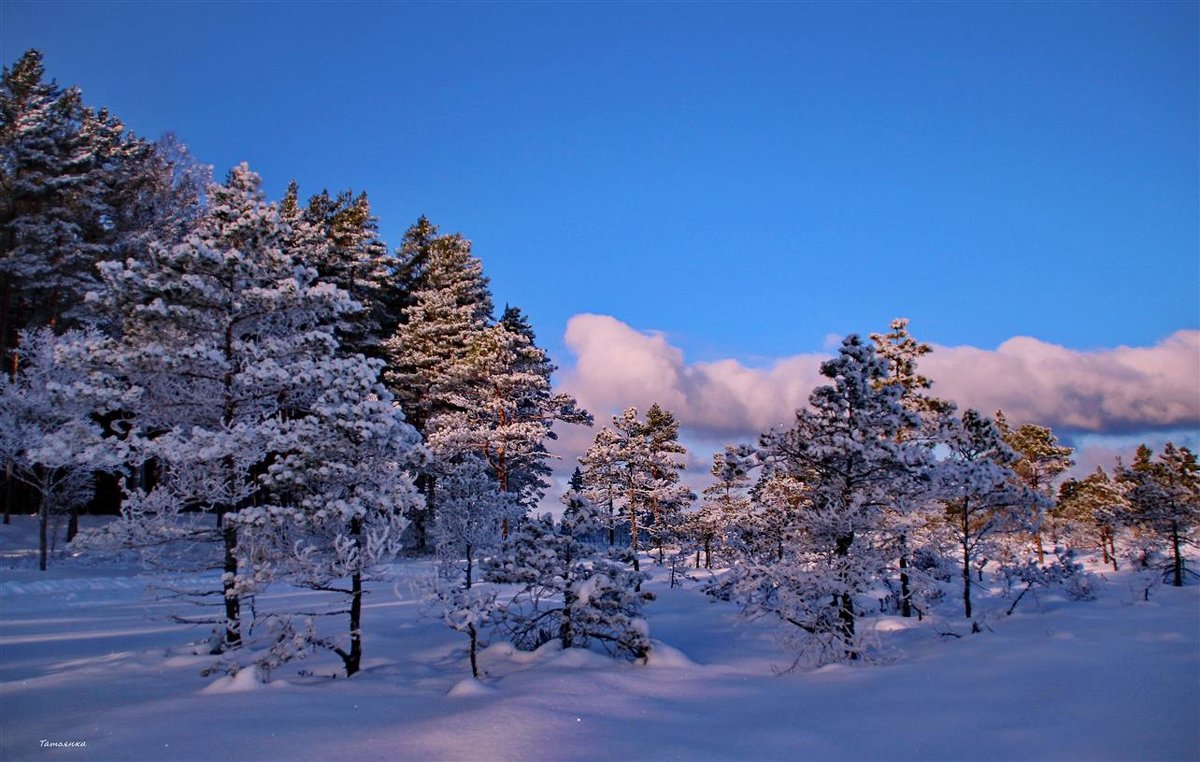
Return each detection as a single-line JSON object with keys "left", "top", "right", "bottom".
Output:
{"left": 1, "top": 516, "right": 1197, "bottom": 762}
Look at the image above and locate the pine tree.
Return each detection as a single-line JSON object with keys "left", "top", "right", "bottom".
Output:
{"left": 1, "top": 50, "right": 103, "bottom": 346}
{"left": 736, "top": 336, "right": 930, "bottom": 663}
{"left": 1055, "top": 466, "right": 1126, "bottom": 571}
{"left": 996, "top": 412, "right": 1074, "bottom": 564}
{"left": 579, "top": 426, "right": 626, "bottom": 547}
{"left": 382, "top": 221, "right": 493, "bottom": 551}
{"left": 640, "top": 403, "right": 694, "bottom": 563}
{"left": 0, "top": 328, "right": 120, "bottom": 569}
{"left": 870, "top": 317, "right": 949, "bottom": 617}
{"left": 1, "top": 50, "right": 203, "bottom": 354}
{"left": 937, "top": 409, "right": 1031, "bottom": 618}
{"left": 251, "top": 354, "right": 426, "bottom": 677}
{"left": 486, "top": 511, "right": 653, "bottom": 660}
{"left": 1118, "top": 443, "right": 1199, "bottom": 586}
{"left": 282, "top": 185, "right": 395, "bottom": 359}
{"left": 696, "top": 445, "right": 754, "bottom": 568}
{"left": 428, "top": 306, "right": 590, "bottom": 512}
{"left": 433, "top": 454, "right": 515, "bottom": 590}
{"left": 88, "top": 164, "right": 360, "bottom": 649}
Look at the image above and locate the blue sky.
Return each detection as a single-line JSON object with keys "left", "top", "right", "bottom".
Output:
{"left": 4, "top": 1, "right": 1196, "bottom": 367}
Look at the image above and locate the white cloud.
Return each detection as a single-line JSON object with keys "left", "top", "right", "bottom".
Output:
{"left": 559, "top": 314, "right": 1200, "bottom": 438}
{"left": 544, "top": 315, "right": 1200, "bottom": 507}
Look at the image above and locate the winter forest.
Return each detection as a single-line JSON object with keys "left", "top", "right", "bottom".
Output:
{"left": 1, "top": 47, "right": 1197, "bottom": 761}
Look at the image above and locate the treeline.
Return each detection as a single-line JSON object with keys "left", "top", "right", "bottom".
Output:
{"left": 0, "top": 50, "right": 591, "bottom": 676}
{"left": 575, "top": 322, "right": 1198, "bottom": 663}
{"left": 2, "top": 50, "right": 1196, "bottom": 677}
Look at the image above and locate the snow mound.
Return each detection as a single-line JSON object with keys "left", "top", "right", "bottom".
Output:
{"left": 643, "top": 641, "right": 696, "bottom": 669}
{"left": 447, "top": 678, "right": 496, "bottom": 697}
{"left": 201, "top": 665, "right": 271, "bottom": 694}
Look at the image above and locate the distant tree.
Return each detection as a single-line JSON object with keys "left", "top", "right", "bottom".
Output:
{"left": 0, "top": 328, "right": 119, "bottom": 569}
{"left": 281, "top": 184, "right": 395, "bottom": 359}
{"left": 996, "top": 412, "right": 1073, "bottom": 565}
{"left": 937, "top": 409, "right": 1030, "bottom": 618}
{"left": 640, "top": 404, "right": 694, "bottom": 563}
{"left": 428, "top": 306, "right": 590, "bottom": 514}
{"left": 1055, "top": 466, "right": 1126, "bottom": 571}
{"left": 1118, "top": 444, "right": 1199, "bottom": 587}
{"left": 433, "top": 454, "right": 514, "bottom": 590}
{"left": 579, "top": 427, "right": 626, "bottom": 546}
{"left": 696, "top": 445, "right": 754, "bottom": 569}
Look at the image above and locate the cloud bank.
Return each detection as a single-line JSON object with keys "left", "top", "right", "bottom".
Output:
{"left": 558, "top": 314, "right": 1200, "bottom": 438}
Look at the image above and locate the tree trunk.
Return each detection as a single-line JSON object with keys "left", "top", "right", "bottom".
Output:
{"left": 559, "top": 590, "right": 575, "bottom": 649}
{"left": 898, "top": 532, "right": 911, "bottom": 618}
{"left": 1171, "top": 521, "right": 1183, "bottom": 587}
{"left": 961, "top": 502, "right": 972, "bottom": 618}
{"left": 37, "top": 478, "right": 47, "bottom": 572}
{"left": 465, "top": 544, "right": 474, "bottom": 589}
{"left": 468, "top": 622, "right": 480, "bottom": 679}
{"left": 344, "top": 569, "right": 363, "bottom": 676}
{"left": 66, "top": 503, "right": 79, "bottom": 543}
{"left": 219, "top": 517, "right": 241, "bottom": 648}
{"left": 3, "top": 462, "right": 12, "bottom": 525}
{"left": 834, "top": 532, "right": 856, "bottom": 660}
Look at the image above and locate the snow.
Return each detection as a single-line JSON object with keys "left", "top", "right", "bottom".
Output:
{"left": 1, "top": 516, "right": 1197, "bottom": 761}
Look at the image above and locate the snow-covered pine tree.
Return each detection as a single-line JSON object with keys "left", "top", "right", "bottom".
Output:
{"left": 433, "top": 454, "right": 517, "bottom": 590}
{"left": 428, "top": 306, "right": 590, "bottom": 515}
{"left": 1, "top": 50, "right": 105, "bottom": 342}
{"left": 579, "top": 426, "right": 626, "bottom": 547}
{"left": 251, "top": 355, "right": 426, "bottom": 676}
{"left": 486, "top": 510, "right": 652, "bottom": 660}
{"left": 870, "top": 318, "right": 949, "bottom": 617}
{"left": 382, "top": 221, "right": 493, "bottom": 550}
{"left": 748, "top": 470, "right": 806, "bottom": 563}
{"left": 88, "top": 164, "right": 360, "bottom": 649}
{"left": 431, "top": 454, "right": 516, "bottom": 678}
{"left": 640, "top": 403, "right": 694, "bottom": 564}
{"left": 1117, "top": 443, "right": 1199, "bottom": 586}
{"left": 996, "top": 412, "right": 1074, "bottom": 565}
{"left": 1, "top": 50, "right": 202, "bottom": 350}
{"left": 0, "top": 328, "right": 121, "bottom": 569}
{"left": 281, "top": 185, "right": 395, "bottom": 360}
{"left": 602, "top": 405, "right": 693, "bottom": 569}
{"left": 1055, "top": 466, "right": 1126, "bottom": 571}
{"left": 695, "top": 445, "right": 754, "bottom": 568}
{"left": 735, "top": 336, "right": 930, "bottom": 663}
{"left": 936, "top": 408, "right": 1032, "bottom": 618}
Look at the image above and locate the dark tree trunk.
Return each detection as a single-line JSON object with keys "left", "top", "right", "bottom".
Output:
{"left": 898, "top": 532, "right": 911, "bottom": 618}
{"left": 560, "top": 590, "right": 575, "bottom": 649}
{"left": 37, "top": 481, "right": 47, "bottom": 572}
{"left": 834, "top": 532, "right": 856, "bottom": 660}
{"left": 3, "top": 462, "right": 12, "bottom": 525}
{"left": 1171, "top": 521, "right": 1183, "bottom": 587}
{"left": 468, "top": 622, "right": 480, "bottom": 679}
{"left": 465, "top": 544, "right": 474, "bottom": 589}
{"left": 344, "top": 569, "right": 363, "bottom": 676}
{"left": 219, "top": 516, "right": 241, "bottom": 648}
{"left": 961, "top": 501, "right": 972, "bottom": 619}
{"left": 66, "top": 503, "right": 79, "bottom": 543}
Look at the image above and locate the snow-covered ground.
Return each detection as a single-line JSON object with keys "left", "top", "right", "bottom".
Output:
{"left": 2, "top": 516, "right": 1197, "bottom": 761}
